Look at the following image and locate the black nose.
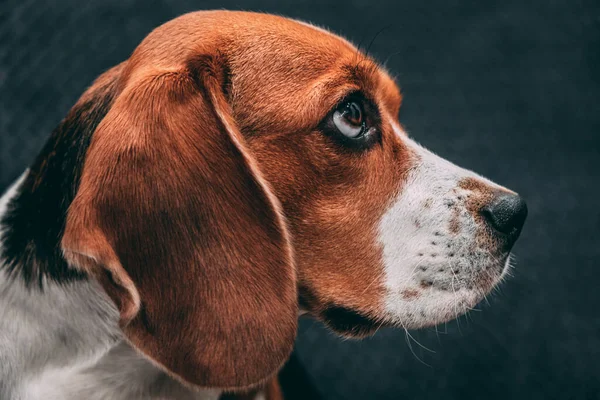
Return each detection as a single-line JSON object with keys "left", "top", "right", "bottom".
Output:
{"left": 482, "top": 193, "right": 528, "bottom": 239}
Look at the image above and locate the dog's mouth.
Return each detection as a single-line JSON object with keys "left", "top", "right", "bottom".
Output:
{"left": 319, "top": 305, "right": 385, "bottom": 338}
{"left": 298, "top": 287, "right": 386, "bottom": 338}
{"left": 300, "top": 248, "right": 514, "bottom": 338}
{"left": 385, "top": 250, "right": 514, "bottom": 331}
{"left": 317, "top": 260, "right": 511, "bottom": 338}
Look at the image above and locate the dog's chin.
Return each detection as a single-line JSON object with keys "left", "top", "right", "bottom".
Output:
{"left": 382, "top": 255, "right": 512, "bottom": 330}
{"left": 308, "top": 256, "right": 512, "bottom": 338}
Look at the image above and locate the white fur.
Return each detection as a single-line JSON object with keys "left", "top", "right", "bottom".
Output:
{"left": 378, "top": 122, "right": 511, "bottom": 329}
{"left": 0, "top": 173, "right": 220, "bottom": 400}
{"left": 0, "top": 171, "right": 27, "bottom": 218}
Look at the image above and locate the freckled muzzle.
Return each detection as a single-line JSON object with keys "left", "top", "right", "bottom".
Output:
{"left": 378, "top": 134, "right": 528, "bottom": 330}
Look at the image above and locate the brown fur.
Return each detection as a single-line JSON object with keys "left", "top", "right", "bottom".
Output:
{"left": 59, "top": 10, "right": 410, "bottom": 392}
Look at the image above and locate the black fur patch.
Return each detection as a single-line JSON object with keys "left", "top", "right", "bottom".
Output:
{"left": 278, "top": 351, "right": 323, "bottom": 400}
{"left": 321, "top": 305, "right": 383, "bottom": 338}
{"left": 0, "top": 80, "right": 117, "bottom": 287}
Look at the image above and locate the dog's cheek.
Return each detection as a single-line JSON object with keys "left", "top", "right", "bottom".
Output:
{"left": 250, "top": 125, "right": 405, "bottom": 326}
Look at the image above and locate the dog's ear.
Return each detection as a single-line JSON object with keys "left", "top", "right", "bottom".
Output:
{"left": 61, "top": 54, "right": 297, "bottom": 390}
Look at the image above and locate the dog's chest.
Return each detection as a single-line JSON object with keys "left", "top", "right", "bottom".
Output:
{"left": 20, "top": 343, "right": 222, "bottom": 400}
{"left": 0, "top": 274, "right": 221, "bottom": 400}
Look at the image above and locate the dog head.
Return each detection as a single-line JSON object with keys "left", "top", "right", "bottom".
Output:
{"left": 58, "top": 10, "right": 526, "bottom": 391}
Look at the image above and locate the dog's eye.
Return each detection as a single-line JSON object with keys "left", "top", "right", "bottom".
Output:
{"left": 322, "top": 94, "right": 380, "bottom": 150}
{"left": 333, "top": 101, "right": 366, "bottom": 138}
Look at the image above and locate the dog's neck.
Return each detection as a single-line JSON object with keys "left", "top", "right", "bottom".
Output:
{"left": 0, "top": 174, "right": 220, "bottom": 400}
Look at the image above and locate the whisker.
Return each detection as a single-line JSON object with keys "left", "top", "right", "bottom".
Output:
{"left": 406, "top": 329, "right": 436, "bottom": 354}
{"left": 354, "top": 25, "right": 393, "bottom": 70}
{"left": 449, "top": 268, "right": 463, "bottom": 334}
{"left": 395, "top": 316, "right": 432, "bottom": 366}
{"left": 381, "top": 49, "right": 405, "bottom": 67}
{"left": 404, "top": 330, "right": 432, "bottom": 367}
{"left": 433, "top": 324, "right": 441, "bottom": 342}
{"left": 360, "top": 271, "right": 383, "bottom": 296}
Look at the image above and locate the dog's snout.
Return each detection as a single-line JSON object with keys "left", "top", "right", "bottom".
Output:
{"left": 481, "top": 193, "right": 527, "bottom": 240}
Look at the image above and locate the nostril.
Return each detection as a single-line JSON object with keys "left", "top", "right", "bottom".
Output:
{"left": 482, "top": 194, "right": 528, "bottom": 237}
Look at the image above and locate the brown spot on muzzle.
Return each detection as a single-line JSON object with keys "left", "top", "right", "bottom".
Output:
{"left": 458, "top": 177, "right": 507, "bottom": 252}
{"left": 401, "top": 288, "right": 421, "bottom": 300}
{"left": 458, "top": 177, "right": 496, "bottom": 220}
{"left": 449, "top": 206, "right": 461, "bottom": 234}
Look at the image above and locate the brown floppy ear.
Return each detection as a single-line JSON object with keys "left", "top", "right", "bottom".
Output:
{"left": 61, "top": 54, "right": 297, "bottom": 390}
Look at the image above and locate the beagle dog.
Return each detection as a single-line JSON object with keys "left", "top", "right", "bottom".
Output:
{"left": 0, "top": 10, "right": 527, "bottom": 400}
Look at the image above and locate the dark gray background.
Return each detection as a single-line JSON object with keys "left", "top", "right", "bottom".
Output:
{"left": 1, "top": 0, "right": 599, "bottom": 399}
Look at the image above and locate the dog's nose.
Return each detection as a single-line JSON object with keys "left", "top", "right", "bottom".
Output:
{"left": 482, "top": 193, "right": 527, "bottom": 240}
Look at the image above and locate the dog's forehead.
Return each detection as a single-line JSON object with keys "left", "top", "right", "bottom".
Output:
{"left": 204, "top": 11, "right": 359, "bottom": 61}
{"left": 230, "top": 16, "right": 356, "bottom": 64}
{"left": 134, "top": 11, "right": 355, "bottom": 67}
{"left": 222, "top": 13, "right": 401, "bottom": 100}
{"left": 128, "top": 11, "right": 401, "bottom": 131}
